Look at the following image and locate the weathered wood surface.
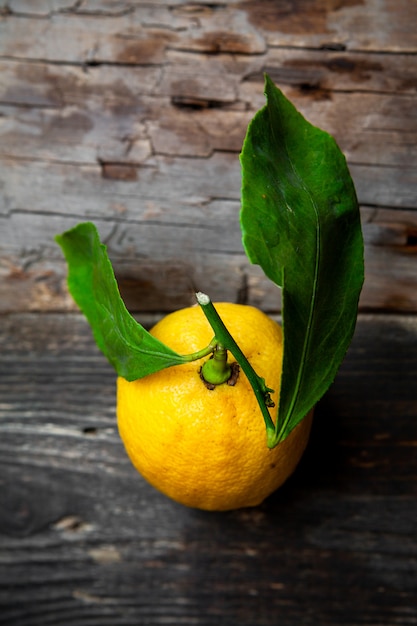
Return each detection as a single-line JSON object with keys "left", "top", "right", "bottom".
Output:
{"left": 0, "top": 311, "right": 416, "bottom": 625}
{"left": 1, "top": 0, "right": 417, "bottom": 313}
{"left": 1, "top": 4, "right": 417, "bottom": 625}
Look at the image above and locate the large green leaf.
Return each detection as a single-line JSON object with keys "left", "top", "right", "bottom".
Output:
{"left": 56, "top": 222, "right": 188, "bottom": 381}
{"left": 240, "top": 75, "right": 364, "bottom": 444}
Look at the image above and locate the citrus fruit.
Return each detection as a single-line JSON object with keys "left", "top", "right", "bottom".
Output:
{"left": 117, "top": 303, "right": 313, "bottom": 511}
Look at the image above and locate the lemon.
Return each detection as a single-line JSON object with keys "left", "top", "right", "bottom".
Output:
{"left": 117, "top": 303, "right": 312, "bottom": 511}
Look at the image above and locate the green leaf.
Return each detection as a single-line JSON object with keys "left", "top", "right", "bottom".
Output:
{"left": 55, "top": 222, "right": 188, "bottom": 381}
{"left": 240, "top": 75, "right": 364, "bottom": 445}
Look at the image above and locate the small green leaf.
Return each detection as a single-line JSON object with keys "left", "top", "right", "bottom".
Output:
{"left": 55, "top": 222, "right": 187, "bottom": 381}
{"left": 240, "top": 75, "right": 364, "bottom": 444}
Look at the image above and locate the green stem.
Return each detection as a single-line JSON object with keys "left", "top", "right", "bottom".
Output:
{"left": 179, "top": 338, "right": 218, "bottom": 363}
{"left": 200, "top": 344, "right": 232, "bottom": 385}
{"left": 195, "top": 292, "right": 276, "bottom": 446}
{"left": 176, "top": 337, "right": 232, "bottom": 385}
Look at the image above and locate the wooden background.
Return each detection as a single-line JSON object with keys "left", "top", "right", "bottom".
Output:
{"left": 1, "top": 0, "right": 417, "bottom": 313}
{"left": 1, "top": 1, "right": 416, "bottom": 625}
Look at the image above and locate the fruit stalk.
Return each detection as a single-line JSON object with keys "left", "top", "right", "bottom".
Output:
{"left": 200, "top": 344, "right": 232, "bottom": 386}
{"left": 195, "top": 292, "right": 277, "bottom": 446}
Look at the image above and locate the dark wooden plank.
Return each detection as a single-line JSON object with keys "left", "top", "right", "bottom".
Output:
{"left": 0, "top": 312, "right": 416, "bottom": 625}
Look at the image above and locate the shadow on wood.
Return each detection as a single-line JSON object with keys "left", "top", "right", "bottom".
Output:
{"left": 0, "top": 313, "right": 416, "bottom": 625}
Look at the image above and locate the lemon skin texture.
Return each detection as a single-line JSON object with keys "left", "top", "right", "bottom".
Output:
{"left": 117, "top": 303, "right": 313, "bottom": 511}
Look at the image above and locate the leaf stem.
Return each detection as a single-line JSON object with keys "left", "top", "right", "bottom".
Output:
{"left": 179, "top": 338, "right": 218, "bottom": 363}
{"left": 195, "top": 292, "right": 277, "bottom": 446}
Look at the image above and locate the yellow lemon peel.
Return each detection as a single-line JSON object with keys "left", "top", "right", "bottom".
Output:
{"left": 117, "top": 303, "right": 312, "bottom": 511}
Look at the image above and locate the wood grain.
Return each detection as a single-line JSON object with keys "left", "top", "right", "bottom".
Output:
{"left": 1, "top": 0, "right": 416, "bottom": 313}
{"left": 1, "top": 4, "right": 416, "bottom": 624}
{"left": 0, "top": 311, "right": 416, "bottom": 625}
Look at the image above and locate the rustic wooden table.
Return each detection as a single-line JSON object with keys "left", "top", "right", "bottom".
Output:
{"left": 1, "top": 312, "right": 416, "bottom": 625}
{"left": 1, "top": 0, "right": 417, "bottom": 624}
